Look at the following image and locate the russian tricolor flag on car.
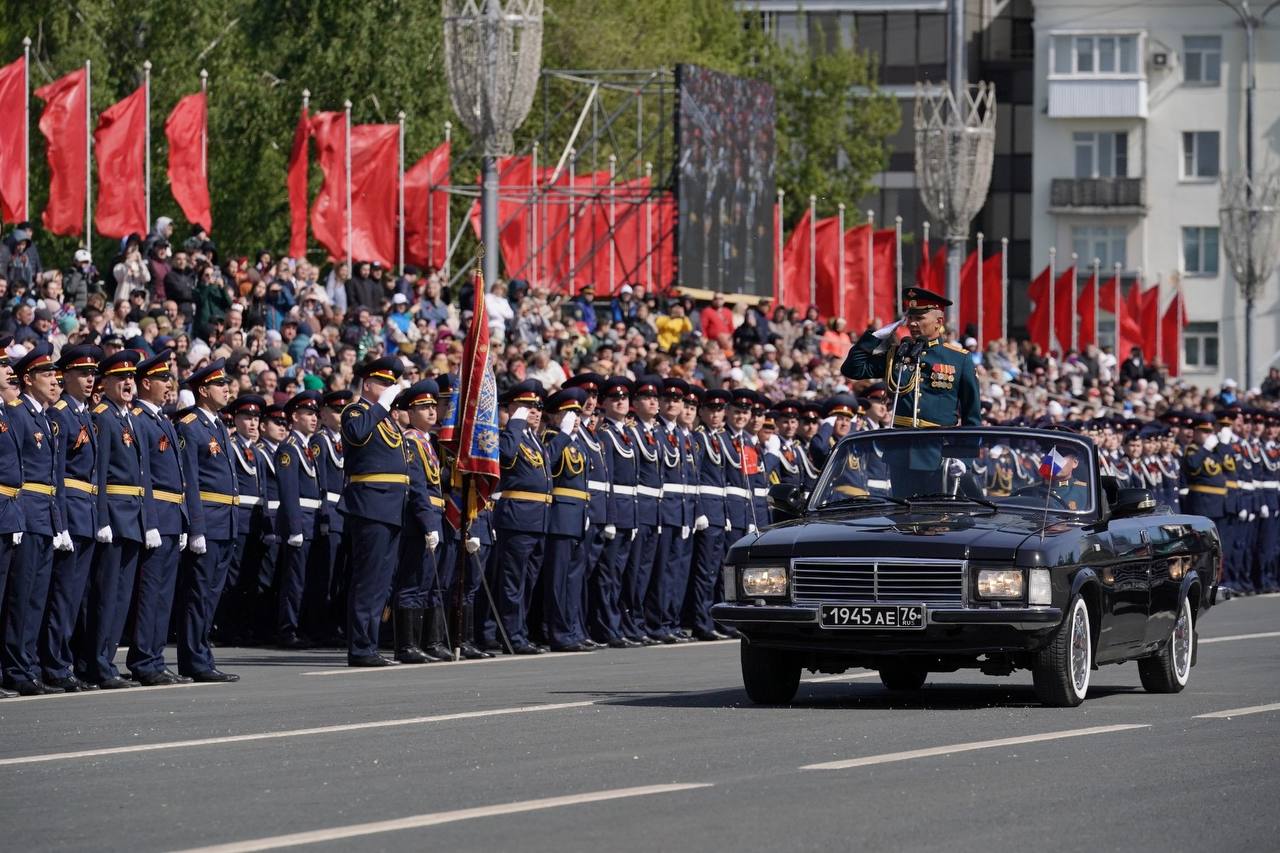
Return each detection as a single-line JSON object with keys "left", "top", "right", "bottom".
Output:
{"left": 1038, "top": 447, "right": 1067, "bottom": 480}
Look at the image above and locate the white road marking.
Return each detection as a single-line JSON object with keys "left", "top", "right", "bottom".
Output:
{"left": 0, "top": 701, "right": 595, "bottom": 768}
{"left": 174, "top": 783, "right": 713, "bottom": 853}
{"left": 1194, "top": 702, "right": 1280, "bottom": 719}
{"left": 804, "top": 671, "right": 879, "bottom": 683}
{"left": 1200, "top": 631, "right": 1280, "bottom": 645}
{"left": 6, "top": 682, "right": 217, "bottom": 702}
{"left": 800, "top": 724, "right": 1150, "bottom": 770}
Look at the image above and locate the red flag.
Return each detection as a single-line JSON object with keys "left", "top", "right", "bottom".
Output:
{"left": 780, "top": 208, "right": 813, "bottom": 314}
{"left": 404, "top": 140, "right": 450, "bottom": 270}
{"left": 286, "top": 106, "right": 310, "bottom": 258}
{"left": 1099, "top": 276, "right": 1141, "bottom": 356}
{"left": 959, "top": 250, "right": 1003, "bottom": 346}
{"left": 1027, "top": 265, "right": 1050, "bottom": 351}
{"left": 35, "top": 68, "right": 87, "bottom": 236}
{"left": 1124, "top": 279, "right": 1145, "bottom": 357}
{"left": 349, "top": 124, "right": 398, "bottom": 267}
{"left": 94, "top": 85, "right": 147, "bottom": 239}
{"left": 1078, "top": 274, "right": 1097, "bottom": 349}
{"left": 810, "top": 215, "right": 844, "bottom": 318}
{"left": 916, "top": 242, "right": 947, "bottom": 292}
{"left": 1139, "top": 284, "right": 1159, "bottom": 358}
{"left": 956, "top": 249, "right": 980, "bottom": 338}
{"left": 1161, "top": 290, "right": 1187, "bottom": 376}
{"left": 838, "top": 225, "right": 895, "bottom": 329}
{"left": 1054, "top": 265, "right": 1076, "bottom": 353}
{"left": 773, "top": 201, "right": 782, "bottom": 302}
{"left": 164, "top": 92, "right": 210, "bottom": 231}
{"left": 309, "top": 111, "right": 347, "bottom": 260}
{"left": 0, "top": 56, "right": 27, "bottom": 222}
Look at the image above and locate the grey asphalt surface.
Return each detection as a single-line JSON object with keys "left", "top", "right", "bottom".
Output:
{"left": 2, "top": 595, "right": 1278, "bottom": 853}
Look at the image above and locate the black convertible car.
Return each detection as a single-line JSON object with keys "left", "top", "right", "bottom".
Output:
{"left": 712, "top": 428, "right": 1220, "bottom": 707}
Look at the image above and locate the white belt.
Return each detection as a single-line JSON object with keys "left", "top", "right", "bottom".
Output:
{"left": 1178, "top": 488, "right": 1190, "bottom": 496}
{"left": 326, "top": 491, "right": 342, "bottom": 503}
{"left": 753, "top": 487, "right": 770, "bottom": 498}
{"left": 662, "top": 484, "right": 689, "bottom": 495}
{"left": 698, "top": 485, "right": 725, "bottom": 497}
{"left": 868, "top": 479, "right": 891, "bottom": 490}
{"left": 724, "top": 486, "right": 750, "bottom": 499}
{"left": 1264, "top": 482, "right": 1280, "bottom": 490}
{"left": 267, "top": 500, "right": 280, "bottom": 511}
{"left": 239, "top": 495, "right": 261, "bottom": 507}
{"left": 588, "top": 480, "right": 610, "bottom": 492}
{"left": 637, "top": 485, "right": 662, "bottom": 498}
{"left": 1241, "top": 482, "right": 1257, "bottom": 491}
{"left": 299, "top": 498, "right": 323, "bottom": 509}
{"left": 612, "top": 485, "right": 636, "bottom": 496}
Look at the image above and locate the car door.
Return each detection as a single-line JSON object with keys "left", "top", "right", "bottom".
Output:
{"left": 1096, "top": 518, "right": 1152, "bottom": 657}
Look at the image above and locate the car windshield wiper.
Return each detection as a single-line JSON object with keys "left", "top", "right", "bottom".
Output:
{"left": 820, "top": 494, "right": 908, "bottom": 509}
{"left": 905, "top": 492, "right": 999, "bottom": 511}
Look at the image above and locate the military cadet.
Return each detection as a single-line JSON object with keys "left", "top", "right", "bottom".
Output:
{"left": 798, "top": 401, "right": 822, "bottom": 445}
{"left": 746, "top": 394, "right": 772, "bottom": 528}
{"left": 341, "top": 357, "right": 411, "bottom": 667}
{"left": 540, "top": 388, "right": 594, "bottom": 652}
{"left": 1183, "top": 414, "right": 1228, "bottom": 576}
{"left": 1212, "top": 410, "right": 1247, "bottom": 593}
{"left": 766, "top": 400, "right": 805, "bottom": 490}
{"left": 248, "top": 403, "right": 288, "bottom": 637}
{"left": 1259, "top": 412, "right": 1280, "bottom": 593}
{"left": 810, "top": 395, "right": 855, "bottom": 471}
{"left": 176, "top": 359, "right": 240, "bottom": 682}
{"left": 686, "top": 388, "right": 730, "bottom": 641}
{"left": 0, "top": 343, "right": 22, "bottom": 698}
{"left": 274, "top": 391, "right": 324, "bottom": 648}
{"left": 620, "top": 376, "right": 663, "bottom": 646}
{"left": 723, "top": 390, "right": 761, "bottom": 546}
{"left": 218, "top": 395, "right": 267, "bottom": 645}
{"left": 128, "top": 350, "right": 193, "bottom": 685}
{"left": 589, "top": 377, "right": 637, "bottom": 648}
{"left": 646, "top": 378, "right": 695, "bottom": 643}
{"left": 309, "top": 389, "right": 351, "bottom": 643}
{"left": 562, "top": 373, "right": 609, "bottom": 651}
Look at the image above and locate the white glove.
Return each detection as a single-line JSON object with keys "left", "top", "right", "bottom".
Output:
{"left": 465, "top": 536, "right": 481, "bottom": 554}
{"left": 287, "top": 533, "right": 304, "bottom": 547}
{"left": 54, "top": 531, "right": 73, "bottom": 552}
{"left": 1248, "top": 512, "right": 1257, "bottom": 522}
{"left": 657, "top": 524, "right": 663, "bottom": 535}
{"left": 425, "top": 530, "right": 440, "bottom": 550}
{"left": 1219, "top": 427, "right": 1234, "bottom": 446}
{"left": 189, "top": 535, "right": 207, "bottom": 555}
{"left": 603, "top": 523, "right": 617, "bottom": 540}
{"left": 821, "top": 416, "right": 836, "bottom": 427}
{"left": 512, "top": 406, "right": 530, "bottom": 422}
{"left": 694, "top": 514, "right": 709, "bottom": 532}
{"left": 765, "top": 434, "right": 781, "bottom": 455}
{"left": 630, "top": 528, "right": 638, "bottom": 541}
{"left": 1238, "top": 509, "right": 1249, "bottom": 521}
{"left": 1204, "top": 434, "right": 1219, "bottom": 452}
{"left": 872, "top": 317, "right": 905, "bottom": 340}
{"left": 144, "top": 528, "right": 161, "bottom": 549}
{"left": 96, "top": 526, "right": 114, "bottom": 544}
{"left": 559, "top": 411, "right": 578, "bottom": 435}
{"left": 947, "top": 459, "right": 966, "bottom": 478}
{"left": 377, "top": 384, "right": 401, "bottom": 410}
{"left": 11, "top": 532, "right": 21, "bottom": 545}
{"left": 1262, "top": 505, "right": 1271, "bottom": 519}
{"left": 179, "top": 533, "right": 188, "bottom": 551}
{"left": 989, "top": 446, "right": 1004, "bottom": 459}
{"left": 724, "top": 519, "right": 732, "bottom": 531}
{"left": 748, "top": 524, "right": 759, "bottom": 536}
{"left": 681, "top": 525, "right": 689, "bottom": 540}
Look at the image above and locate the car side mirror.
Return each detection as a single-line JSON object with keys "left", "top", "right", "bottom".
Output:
{"left": 1111, "top": 487, "right": 1156, "bottom": 519}
{"left": 768, "top": 484, "right": 806, "bottom": 521}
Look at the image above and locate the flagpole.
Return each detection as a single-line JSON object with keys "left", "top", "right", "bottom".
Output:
{"left": 22, "top": 36, "right": 30, "bottom": 221}
{"left": 836, "top": 203, "right": 845, "bottom": 319}
{"left": 1070, "top": 251, "right": 1078, "bottom": 352}
{"left": 776, "top": 188, "right": 785, "bottom": 301}
{"left": 808, "top": 194, "right": 816, "bottom": 308}
{"left": 976, "top": 232, "right": 985, "bottom": 346}
{"left": 1048, "top": 247, "right": 1057, "bottom": 354}
{"left": 1092, "top": 257, "right": 1100, "bottom": 349}
{"left": 343, "top": 99, "right": 352, "bottom": 265}
{"left": 1000, "top": 237, "right": 1008, "bottom": 343}
{"left": 85, "top": 60, "right": 92, "bottom": 254}
{"left": 442, "top": 120, "right": 452, "bottom": 277}
{"left": 568, "top": 148, "right": 577, "bottom": 296}
{"left": 397, "top": 111, "right": 406, "bottom": 276}
{"left": 143, "top": 60, "right": 151, "bottom": 231}
{"left": 894, "top": 215, "right": 903, "bottom": 309}
{"left": 199, "top": 69, "right": 208, "bottom": 180}
{"left": 529, "top": 141, "right": 538, "bottom": 285}
{"left": 1155, "top": 273, "right": 1163, "bottom": 366}
{"left": 608, "top": 153, "right": 617, "bottom": 296}
{"left": 1114, "top": 261, "right": 1123, "bottom": 354}
{"left": 866, "top": 209, "right": 875, "bottom": 328}
{"left": 646, "top": 161, "right": 655, "bottom": 289}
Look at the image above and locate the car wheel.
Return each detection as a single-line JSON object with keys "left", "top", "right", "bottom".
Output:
{"left": 1032, "top": 595, "right": 1092, "bottom": 707}
{"left": 1138, "top": 595, "right": 1193, "bottom": 694}
{"left": 740, "top": 641, "right": 800, "bottom": 704}
{"left": 878, "top": 664, "right": 928, "bottom": 691}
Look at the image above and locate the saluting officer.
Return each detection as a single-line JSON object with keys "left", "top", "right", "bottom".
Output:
{"left": 217, "top": 395, "right": 267, "bottom": 645}
{"left": 128, "top": 350, "right": 193, "bottom": 685}
{"left": 340, "top": 356, "right": 411, "bottom": 667}
{"left": 1183, "top": 414, "right": 1228, "bottom": 569}
{"left": 687, "top": 388, "right": 731, "bottom": 642}
{"left": 648, "top": 378, "right": 695, "bottom": 643}
{"left": 176, "top": 359, "right": 240, "bottom": 683}
{"left": 310, "top": 389, "right": 351, "bottom": 644}
{"left": 275, "top": 391, "right": 324, "bottom": 649}
{"left": 39, "top": 345, "right": 101, "bottom": 693}
{"left": 540, "top": 387, "right": 594, "bottom": 652}
{"left": 0, "top": 343, "right": 23, "bottom": 698}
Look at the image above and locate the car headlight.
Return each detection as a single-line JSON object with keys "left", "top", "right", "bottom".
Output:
{"left": 977, "top": 569, "right": 1024, "bottom": 600}
{"left": 1028, "top": 568, "right": 1052, "bottom": 605}
{"left": 741, "top": 566, "right": 788, "bottom": 597}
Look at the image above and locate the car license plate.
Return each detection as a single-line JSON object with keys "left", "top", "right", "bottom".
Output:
{"left": 819, "top": 604, "right": 926, "bottom": 630}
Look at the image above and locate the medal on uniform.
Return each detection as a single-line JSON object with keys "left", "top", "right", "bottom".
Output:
{"left": 0, "top": 421, "right": 7, "bottom": 434}
{"left": 74, "top": 425, "right": 90, "bottom": 450}
{"left": 33, "top": 431, "right": 43, "bottom": 448}
{"left": 122, "top": 429, "right": 134, "bottom": 447}
{"left": 209, "top": 437, "right": 222, "bottom": 455}
{"left": 245, "top": 445, "right": 255, "bottom": 462}
{"left": 158, "top": 434, "right": 170, "bottom": 453}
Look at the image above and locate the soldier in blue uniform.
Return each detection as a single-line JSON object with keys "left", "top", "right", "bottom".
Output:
{"left": 493, "top": 379, "right": 552, "bottom": 654}
{"left": 621, "top": 376, "right": 663, "bottom": 645}
{"left": 724, "top": 389, "right": 761, "bottom": 548}
{"left": 686, "top": 388, "right": 731, "bottom": 641}
{"left": 38, "top": 345, "right": 101, "bottom": 692}
{"left": 645, "top": 378, "right": 695, "bottom": 643}
{"left": 541, "top": 388, "right": 594, "bottom": 652}
{"left": 341, "top": 356, "right": 411, "bottom": 667}
{"left": 176, "top": 359, "right": 240, "bottom": 682}
{"left": 217, "top": 394, "right": 267, "bottom": 644}
{"left": 562, "top": 372, "right": 609, "bottom": 650}
{"left": 1213, "top": 410, "right": 1247, "bottom": 593}
{"left": 128, "top": 350, "right": 194, "bottom": 685}
{"left": 0, "top": 343, "right": 23, "bottom": 697}
{"left": 309, "top": 389, "right": 351, "bottom": 644}
{"left": 274, "top": 390, "right": 324, "bottom": 648}
{"left": 1, "top": 344, "right": 72, "bottom": 695}
{"left": 251, "top": 403, "right": 288, "bottom": 638}
{"left": 809, "top": 395, "right": 855, "bottom": 469}
{"left": 1183, "top": 414, "right": 1228, "bottom": 590}
{"left": 589, "top": 376, "right": 636, "bottom": 648}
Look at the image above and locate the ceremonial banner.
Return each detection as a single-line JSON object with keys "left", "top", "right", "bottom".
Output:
{"left": 35, "top": 68, "right": 87, "bottom": 235}
{"left": 165, "top": 91, "right": 211, "bottom": 230}
{"left": 446, "top": 262, "right": 500, "bottom": 529}
{"left": 287, "top": 106, "right": 310, "bottom": 258}
{"left": 94, "top": 85, "right": 148, "bottom": 238}
{"left": 0, "top": 55, "right": 26, "bottom": 222}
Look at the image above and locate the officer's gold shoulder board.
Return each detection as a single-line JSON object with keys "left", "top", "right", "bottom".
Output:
{"left": 53, "top": 399, "right": 67, "bottom": 410}
{"left": 181, "top": 413, "right": 198, "bottom": 425}
{"left": 7, "top": 398, "right": 20, "bottom": 407}
{"left": 93, "top": 402, "right": 108, "bottom": 414}
{"left": 944, "top": 342, "right": 967, "bottom": 353}
{"left": 131, "top": 407, "right": 143, "bottom": 416}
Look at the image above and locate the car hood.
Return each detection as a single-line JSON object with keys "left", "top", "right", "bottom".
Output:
{"left": 738, "top": 507, "right": 1076, "bottom": 563}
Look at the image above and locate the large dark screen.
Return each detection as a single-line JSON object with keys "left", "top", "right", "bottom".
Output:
{"left": 676, "top": 64, "right": 776, "bottom": 296}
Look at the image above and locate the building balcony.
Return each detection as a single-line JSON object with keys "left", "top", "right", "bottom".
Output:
{"left": 1048, "top": 177, "right": 1146, "bottom": 215}
{"left": 1047, "top": 78, "right": 1148, "bottom": 119}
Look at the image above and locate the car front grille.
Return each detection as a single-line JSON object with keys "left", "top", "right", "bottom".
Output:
{"left": 791, "top": 559, "right": 965, "bottom": 605}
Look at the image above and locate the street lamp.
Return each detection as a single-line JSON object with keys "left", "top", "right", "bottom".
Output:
{"left": 1220, "top": 172, "right": 1280, "bottom": 385}
{"left": 443, "top": 0, "right": 543, "bottom": 289}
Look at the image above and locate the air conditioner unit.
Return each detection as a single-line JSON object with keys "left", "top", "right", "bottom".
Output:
{"left": 1152, "top": 52, "right": 1168, "bottom": 67}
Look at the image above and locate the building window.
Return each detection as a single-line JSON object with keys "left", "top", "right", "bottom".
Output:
{"left": 1051, "top": 34, "right": 1139, "bottom": 76}
{"left": 1184, "top": 321, "right": 1219, "bottom": 370}
{"left": 1071, "top": 225, "right": 1127, "bottom": 269}
{"left": 1182, "top": 226, "right": 1220, "bottom": 276}
{"left": 1073, "top": 132, "right": 1128, "bottom": 178}
{"left": 1182, "top": 131, "right": 1220, "bottom": 179}
{"left": 1183, "top": 36, "right": 1221, "bottom": 85}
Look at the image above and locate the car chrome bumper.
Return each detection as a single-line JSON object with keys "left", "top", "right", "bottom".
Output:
{"left": 712, "top": 603, "right": 1062, "bottom": 630}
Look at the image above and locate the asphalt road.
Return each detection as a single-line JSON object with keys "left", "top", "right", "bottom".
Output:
{"left": 2, "top": 595, "right": 1278, "bottom": 853}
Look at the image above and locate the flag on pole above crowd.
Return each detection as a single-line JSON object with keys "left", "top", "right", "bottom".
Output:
{"left": 165, "top": 88, "right": 211, "bottom": 231}
{"left": 94, "top": 83, "right": 148, "bottom": 238}
{"left": 0, "top": 53, "right": 27, "bottom": 222}
{"left": 34, "top": 67, "right": 88, "bottom": 236}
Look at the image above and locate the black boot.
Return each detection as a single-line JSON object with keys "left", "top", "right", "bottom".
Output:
{"left": 459, "top": 603, "right": 492, "bottom": 659}
{"left": 422, "top": 605, "right": 453, "bottom": 662}
{"left": 394, "top": 609, "right": 430, "bottom": 664}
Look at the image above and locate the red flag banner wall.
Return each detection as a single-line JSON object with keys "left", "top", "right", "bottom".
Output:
{"left": 35, "top": 68, "right": 87, "bottom": 235}
{"left": 0, "top": 56, "right": 27, "bottom": 222}
{"left": 1054, "top": 266, "right": 1076, "bottom": 353}
{"left": 1026, "top": 266, "right": 1050, "bottom": 351}
{"left": 286, "top": 107, "right": 309, "bottom": 258}
{"left": 94, "top": 86, "right": 148, "bottom": 239}
{"left": 808, "top": 214, "right": 844, "bottom": 317}
{"left": 1078, "top": 275, "right": 1097, "bottom": 349}
{"left": 309, "top": 111, "right": 346, "bottom": 261}
{"left": 404, "top": 139, "right": 449, "bottom": 270}
{"left": 1161, "top": 291, "right": 1186, "bottom": 376}
{"left": 838, "top": 225, "right": 896, "bottom": 330}
{"left": 1139, "top": 284, "right": 1159, "bottom": 358}
{"left": 958, "top": 250, "right": 1003, "bottom": 345}
{"left": 348, "top": 124, "right": 398, "bottom": 267}
{"left": 1099, "top": 276, "right": 1141, "bottom": 356}
{"left": 780, "top": 207, "right": 812, "bottom": 312}
{"left": 165, "top": 92, "right": 211, "bottom": 231}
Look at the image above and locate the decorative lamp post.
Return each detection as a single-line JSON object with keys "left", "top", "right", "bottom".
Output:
{"left": 1220, "top": 172, "right": 1280, "bottom": 386}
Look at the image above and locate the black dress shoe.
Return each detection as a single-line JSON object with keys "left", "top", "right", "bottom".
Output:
{"left": 692, "top": 630, "right": 724, "bottom": 642}
{"left": 133, "top": 671, "right": 180, "bottom": 686}
{"left": 607, "top": 637, "right": 641, "bottom": 649}
{"left": 164, "top": 669, "right": 193, "bottom": 684}
{"left": 656, "top": 633, "right": 680, "bottom": 644}
{"left": 44, "top": 676, "right": 84, "bottom": 692}
{"left": 550, "top": 642, "right": 593, "bottom": 653}
{"left": 348, "top": 654, "right": 398, "bottom": 668}
{"left": 98, "top": 677, "right": 133, "bottom": 690}
{"left": 582, "top": 639, "right": 606, "bottom": 650}
{"left": 511, "top": 643, "right": 545, "bottom": 655}
{"left": 0, "top": 685, "right": 15, "bottom": 698}
{"left": 13, "top": 680, "right": 46, "bottom": 696}
{"left": 190, "top": 669, "right": 240, "bottom": 683}
{"left": 638, "top": 635, "right": 660, "bottom": 646}
{"left": 278, "top": 633, "right": 311, "bottom": 650}
{"left": 78, "top": 679, "right": 100, "bottom": 691}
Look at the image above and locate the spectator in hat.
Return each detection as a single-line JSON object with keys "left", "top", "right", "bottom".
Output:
{"left": 569, "top": 284, "right": 598, "bottom": 334}
{"left": 111, "top": 237, "right": 150, "bottom": 303}
{"left": 610, "top": 283, "right": 640, "bottom": 326}
{"left": 0, "top": 227, "right": 40, "bottom": 289}
{"left": 63, "top": 249, "right": 99, "bottom": 312}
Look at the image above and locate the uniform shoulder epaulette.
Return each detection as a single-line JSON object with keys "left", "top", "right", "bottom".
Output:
{"left": 342, "top": 401, "right": 369, "bottom": 417}
{"left": 7, "top": 398, "right": 20, "bottom": 407}
{"left": 93, "top": 402, "right": 108, "bottom": 414}
{"left": 180, "top": 412, "right": 198, "bottom": 424}
{"left": 53, "top": 399, "right": 68, "bottom": 410}
{"left": 944, "top": 342, "right": 967, "bottom": 353}
{"left": 131, "top": 407, "right": 143, "bottom": 416}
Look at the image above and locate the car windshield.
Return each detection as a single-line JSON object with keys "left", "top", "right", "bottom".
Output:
{"left": 810, "top": 429, "right": 1096, "bottom": 515}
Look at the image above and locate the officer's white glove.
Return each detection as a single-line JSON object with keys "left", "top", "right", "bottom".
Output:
{"left": 872, "top": 317, "right": 905, "bottom": 340}
{"left": 603, "top": 524, "right": 617, "bottom": 540}
{"left": 1204, "top": 434, "right": 1219, "bottom": 452}
{"left": 559, "top": 411, "right": 578, "bottom": 435}
{"left": 947, "top": 459, "right": 966, "bottom": 478}
{"left": 179, "top": 533, "right": 188, "bottom": 551}
{"left": 377, "top": 384, "right": 401, "bottom": 411}
{"left": 1248, "top": 512, "right": 1257, "bottom": 522}
{"left": 96, "top": 526, "right": 114, "bottom": 544}
{"left": 821, "top": 416, "right": 836, "bottom": 427}
{"left": 765, "top": 434, "right": 781, "bottom": 455}
{"left": 465, "top": 536, "right": 481, "bottom": 554}
{"left": 1238, "top": 509, "right": 1249, "bottom": 521}
{"left": 11, "top": 532, "right": 21, "bottom": 545}
{"left": 54, "top": 531, "right": 73, "bottom": 552}
{"left": 512, "top": 406, "right": 530, "bottom": 422}
{"left": 748, "top": 524, "right": 759, "bottom": 536}
{"left": 630, "top": 528, "right": 638, "bottom": 541}
{"left": 681, "top": 525, "right": 690, "bottom": 540}
{"left": 694, "top": 514, "right": 709, "bottom": 532}
{"left": 189, "top": 535, "right": 207, "bottom": 555}
{"left": 724, "top": 519, "right": 732, "bottom": 531}
{"left": 425, "top": 530, "right": 440, "bottom": 551}
{"left": 1262, "top": 504, "right": 1271, "bottom": 519}
{"left": 287, "top": 533, "right": 304, "bottom": 547}
{"left": 1219, "top": 427, "right": 1234, "bottom": 446}
{"left": 144, "top": 528, "right": 161, "bottom": 549}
